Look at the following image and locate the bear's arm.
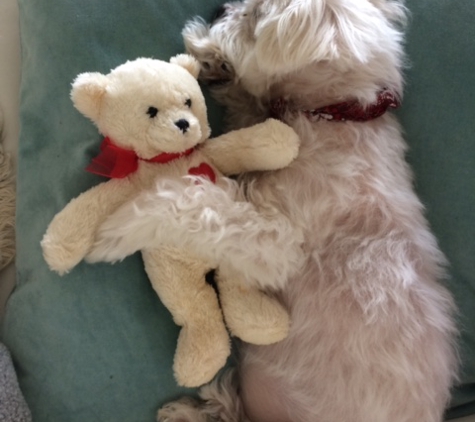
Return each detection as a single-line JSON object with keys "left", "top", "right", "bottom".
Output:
{"left": 41, "top": 178, "right": 137, "bottom": 274}
{"left": 201, "top": 118, "right": 300, "bottom": 176}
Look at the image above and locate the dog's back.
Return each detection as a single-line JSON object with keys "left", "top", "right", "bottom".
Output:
{"left": 158, "top": 1, "right": 458, "bottom": 421}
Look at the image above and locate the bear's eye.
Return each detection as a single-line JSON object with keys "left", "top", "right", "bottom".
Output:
{"left": 185, "top": 98, "right": 192, "bottom": 108}
{"left": 146, "top": 106, "right": 158, "bottom": 118}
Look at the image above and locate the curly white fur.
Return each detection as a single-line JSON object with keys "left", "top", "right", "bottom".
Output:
{"left": 150, "top": 0, "right": 459, "bottom": 421}
{"left": 88, "top": 176, "right": 303, "bottom": 290}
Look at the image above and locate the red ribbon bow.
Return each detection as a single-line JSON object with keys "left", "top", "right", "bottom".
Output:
{"left": 86, "top": 137, "right": 195, "bottom": 179}
{"left": 86, "top": 137, "right": 216, "bottom": 183}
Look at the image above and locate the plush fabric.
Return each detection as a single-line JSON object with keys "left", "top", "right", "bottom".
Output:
{"left": 1, "top": 0, "right": 474, "bottom": 420}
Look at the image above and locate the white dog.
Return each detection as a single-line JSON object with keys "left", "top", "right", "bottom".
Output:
{"left": 91, "top": 1, "right": 458, "bottom": 421}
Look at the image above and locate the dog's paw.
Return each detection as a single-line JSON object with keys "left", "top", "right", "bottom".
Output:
{"left": 157, "top": 397, "right": 205, "bottom": 422}
{"left": 183, "top": 20, "right": 234, "bottom": 87}
{"left": 199, "top": 56, "right": 235, "bottom": 87}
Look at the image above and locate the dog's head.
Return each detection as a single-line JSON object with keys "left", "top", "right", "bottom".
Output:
{"left": 183, "top": 0, "right": 406, "bottom": 98}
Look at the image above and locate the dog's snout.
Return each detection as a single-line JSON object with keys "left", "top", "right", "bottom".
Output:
{"left": 175, "top": 119, "right": 190, "bottom": 134}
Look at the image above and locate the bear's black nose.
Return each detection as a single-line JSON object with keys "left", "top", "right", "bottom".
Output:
{"left": 175, "top": 119, "right": 190, "bottom": 134}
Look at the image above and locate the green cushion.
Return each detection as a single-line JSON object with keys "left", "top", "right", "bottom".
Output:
{"left": 2, "top": 1, "right": 224, "bottom": 421}
{"left": 2, "top": 0, "right": 474, "bottom": 420}
{"left": 399, "top": 0, "right": 475, "bottom": 418}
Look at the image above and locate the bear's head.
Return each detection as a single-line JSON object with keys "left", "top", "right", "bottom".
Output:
{"left": 71, "top": 55, "right": 211, "bottom": 159}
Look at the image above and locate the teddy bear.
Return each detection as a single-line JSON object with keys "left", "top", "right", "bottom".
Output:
{"left": 41, "top": 55, "right": 302, "bottom": 387}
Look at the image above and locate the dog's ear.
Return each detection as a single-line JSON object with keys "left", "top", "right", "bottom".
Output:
{"left": 254, "top": 0, "right": 394, "bottom": 74}
{"left": 182, "top": 19, "right": 219, "bottom": 68}
{"left": 183, "top": 19, "right": 235, "bottom": 85}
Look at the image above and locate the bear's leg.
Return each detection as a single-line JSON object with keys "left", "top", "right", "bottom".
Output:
{"left": 142, "top": 247, "right": 230, "bottom": 387}
{"left": 216, "top": 269, "right": 290, "bottom": 345}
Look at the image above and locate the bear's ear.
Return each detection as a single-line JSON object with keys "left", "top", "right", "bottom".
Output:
{"left": 170, "top": 54, "right": 200, "bottom": 79}
{"left": 70, "top": 72, "right": 109, "bottom": 122}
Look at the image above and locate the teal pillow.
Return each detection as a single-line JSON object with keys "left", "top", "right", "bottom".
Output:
{"left": 2, "top": 0, "right": 474, "bottom": 420}
{"left": 2, "top": 1, "right": 224, "bottom": 421}
{"left": 399, "top": 0, "right": 475, "bottom": 418}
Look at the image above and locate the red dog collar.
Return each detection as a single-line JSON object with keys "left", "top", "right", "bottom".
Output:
{"left": 270, "top": 89, "right": 401, "bottom": 123}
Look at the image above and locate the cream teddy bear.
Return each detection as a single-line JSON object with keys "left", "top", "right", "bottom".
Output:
{"left": 41, "top": 55, "right": 302, "bottom": 387}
